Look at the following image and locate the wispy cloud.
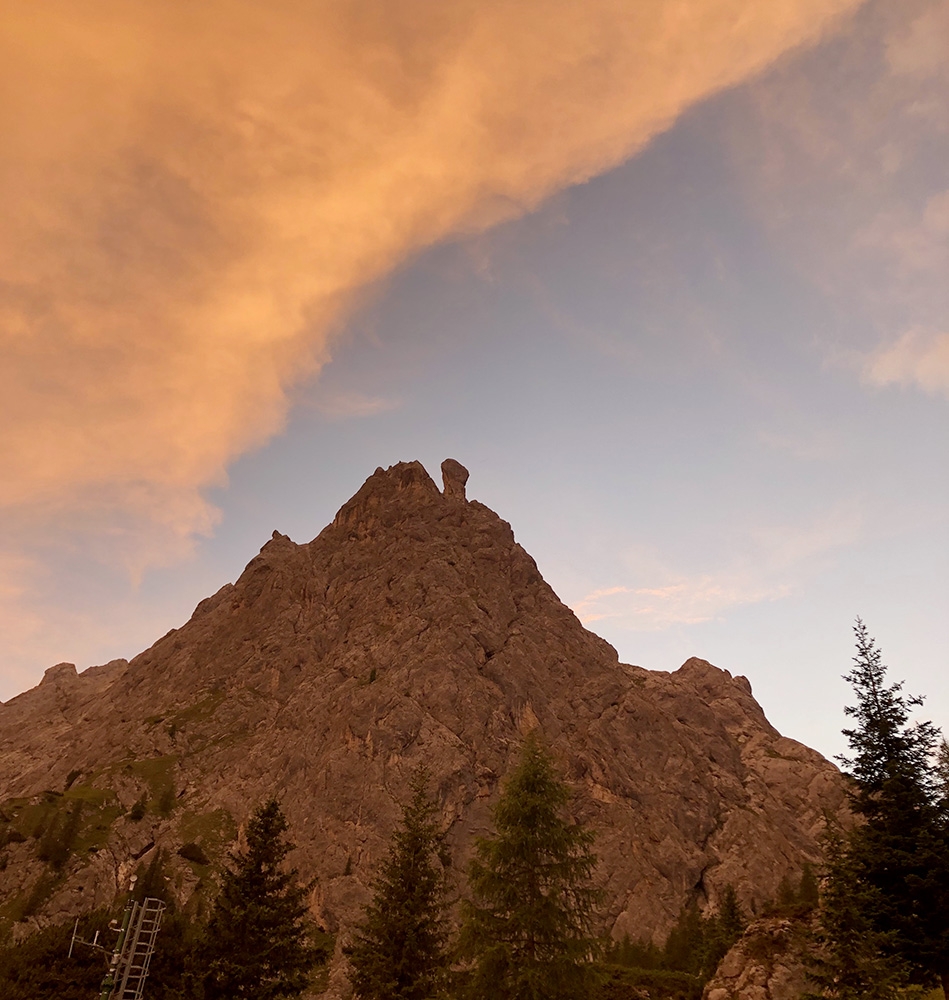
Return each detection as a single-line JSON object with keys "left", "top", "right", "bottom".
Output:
{"left": 572, "top": 506, "right": 861, "bottom": 631}
{"left": 863, "top": 327, "right": 949, "bottom": 395}
{"left": 308, "top": 390, "right": 402, "bottom": 421}
{"left": 574, "top": 578, "right": 789, "bottom": 630}
{"left": 732, "top": 0, "right": 948, "bottom": 391}
{"left": 757, "top": 427, "right": 842, "bottom": 462}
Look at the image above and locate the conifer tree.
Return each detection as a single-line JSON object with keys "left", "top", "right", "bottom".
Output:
{"left": 935, "top": 738, "right": 949, "bottom": 801}
{"left": 804, "top": 827, "right": 908, "bottom": 1000}
{"left": 814, "top": 621, "right": 949, "bottom": 999}
{"left": 661, "top": 902, "right": 705, "bottom": 976}
{"left": 839, "top": 620, "right": 940, "bottom": 811}
{"left": 702, "top": 885, "right": 746, "bottom": 977}
{"left": 797, "top": 864, "right": 819, "bottom": 912}
{"left": 198, "top": 800, "right": 325, "bottom": 1000}
{"left": 458, "top": 732, "right": 599, "bottom": 1000}
{"left": 348, "top": 770, "right": 452, "bottom": 1000}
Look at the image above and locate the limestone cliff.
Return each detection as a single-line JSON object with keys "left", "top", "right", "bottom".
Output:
{"left": 0, "top": 460, "right": 845, "bottom": 962}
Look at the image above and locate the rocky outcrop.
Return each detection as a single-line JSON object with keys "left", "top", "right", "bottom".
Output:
{"left": 704, "top": 917, "right": 814, "bottom": 1000}
{"left": 0, "top": 461, "right": 846, "bottom": 960}
{"left": 440, "top": 457, "right": 469, "bottom": 500}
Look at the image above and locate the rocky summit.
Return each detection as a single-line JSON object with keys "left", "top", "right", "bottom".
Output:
{"left": 0, "top": 461, "right": 845, "bottom": 967}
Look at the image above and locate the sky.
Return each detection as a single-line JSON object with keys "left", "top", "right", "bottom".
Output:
{"left": 1, "top": 0, "right": 946, "bottom": 763}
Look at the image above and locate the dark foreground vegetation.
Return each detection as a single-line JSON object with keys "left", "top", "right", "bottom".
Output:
{"left": 0, "top": 621, "right": 945, "bottom": 1000}
{"left": 805, "top": 621, "right": 949, "bottom": 1000}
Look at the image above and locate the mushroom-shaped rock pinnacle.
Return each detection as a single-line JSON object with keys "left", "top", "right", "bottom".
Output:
{"left": 441, "top": 458, "right": 469, "bottom": 500}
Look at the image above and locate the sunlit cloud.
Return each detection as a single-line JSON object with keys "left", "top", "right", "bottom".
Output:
{"left": 863, "top": 328, "right": 949, "bottom": 395}
{"left": 572, "top": 506, "right": 861, "bottom": 631}
{"left": 1, "top": 0, "right": 861, "bottom": 563}
{"left": 574, "top": 578, "right": 790, "bottom": 630}
{"left": 308, "top": 390, "right": 402, "bottom": 421}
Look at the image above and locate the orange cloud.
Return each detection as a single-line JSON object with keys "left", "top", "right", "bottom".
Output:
{"left": 1, "top": 0, "right": 860, "bottom": 562}
{"left": 864, "top": 328, "right": 949, "bottom": 395}
{"left": 572, "top": 506, "right": 861, "bottom": 630}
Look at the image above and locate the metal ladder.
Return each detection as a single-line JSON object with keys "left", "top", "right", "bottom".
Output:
{"left": 109, "top": 897, "right": 166, "bottom": 1000}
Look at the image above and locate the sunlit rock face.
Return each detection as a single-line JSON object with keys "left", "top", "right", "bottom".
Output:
{"left": 703, "top": 916, "right": 814, "bottom": 1000}
{"left": 0, "top": 461, "right": 845, "bottom": 953}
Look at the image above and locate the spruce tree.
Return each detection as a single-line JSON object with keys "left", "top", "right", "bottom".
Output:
{"left": 702, "top": 885, "right": 746, "bottom": 978}
{"left": 198, "top": 800, "right": 325, "bottom": 1000}
{"left": 458, "top": 732, "right": 599, "bottom": 1000}
{"left": 661, "top": 901, "right": 705, "bottom": 976}
{"left": 348, "top": 770, "right": 452, "bottom": 1000}
{"left": 816, "top": 621, "right": 949, "bottom": 999}
{"left": 935, "top": 738, "right": 949, "bottom": 804}
{"left": 804, "top": 827, "right": 908, "bottom": 1000}
{"left": 839, "top": 620, "right": 940, "bottom": 810}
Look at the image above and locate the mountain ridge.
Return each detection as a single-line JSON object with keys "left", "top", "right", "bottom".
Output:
{"left": 0, "top": 460, "right": 845, "bottom": 980}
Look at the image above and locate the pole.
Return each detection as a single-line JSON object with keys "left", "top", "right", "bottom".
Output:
{"left": 98, "top": 875, "right": 138, "bottom": 1000}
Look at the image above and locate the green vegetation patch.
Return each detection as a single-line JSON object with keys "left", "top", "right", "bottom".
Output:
{"left": 62, "top": 784, "right": 114, "bottom": 807}
{"left": 123, "top": 755, "right": 179, "bottom": 817}
{"left": 594, "top": 963, "right": 703, "bottom": 1000}
{"left": 74, "top": 802, "right": 124, "bottom": 856}
{"left": 0, "top": 785, "right": 122, "bottom": 873}
{"left": 168, "top": 690, "right": 226, "bottom": 730}
{"left": 0, "top": 872, "right": 65, "bottom": 931}
{"left": 10, "top": 798, "right": 59, "bottom": 842}
{"left": 176, "top": 808, "right": 237, "bottom": 872}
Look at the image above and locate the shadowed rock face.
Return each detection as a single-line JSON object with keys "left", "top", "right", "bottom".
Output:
{"left": 0, "top": 461, "right": 845, "bottom": 954}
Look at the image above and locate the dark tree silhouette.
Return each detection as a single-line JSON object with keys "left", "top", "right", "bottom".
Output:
{"left": 199, "top": 800, "right": 326, "bottom": 1000}
{"left": 459, "top": 732, "right": 599, "bottom": 1000}
{"left": 348, "top": 770, "right": 452, "bottom": 999}
{"left": 811, "top": 621, "right": 949, "bottom": 999}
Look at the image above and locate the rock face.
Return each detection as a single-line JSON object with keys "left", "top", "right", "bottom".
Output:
{"left": 0, "top": 461, "right": 845, "bottom": 966}
{"left": 703, "top": 917, "right": 813, "bottom": 1000}
{"left": 440, "top": 457, "right": 469, "bottom": 500}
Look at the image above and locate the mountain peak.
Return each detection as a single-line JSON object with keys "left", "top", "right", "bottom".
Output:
{"left": 331, "top": 460, "right": 441, "bottom": 531}
{"left": 0, "top": 459, "right": 846, "bottom": 969}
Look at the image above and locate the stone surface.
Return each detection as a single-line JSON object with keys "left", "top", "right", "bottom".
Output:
{"left": 703, "top": 917, "right": 813, "bottom": 1000}
{"left": 440, "top": 458, "right": 469, "bottom": 500}
{"left": 0, "top": 460, "right": 847, "bottom": 992}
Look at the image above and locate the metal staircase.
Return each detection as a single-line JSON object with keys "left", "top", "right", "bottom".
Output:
{"left": 97, "top": 895, "right": 166, "bottom": 1000}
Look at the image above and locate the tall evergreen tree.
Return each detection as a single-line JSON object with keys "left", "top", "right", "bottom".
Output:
{"left": 816, "top": 621, "right": 949, "bottom": 998}
{"left": 804, "top": 827, "right": 908, "bottom": 1000}
{"left": 198, "top": 800, "right": 325, "bottom": 1000}
{"left": 839, "top": 620, "right": 940, "bottom": 810}
{"left": 935, "top": 738, "right": 949, "bottom": 802}
{"left": 458, "top": 732, "right": 599, "bottom": 1000}
{"left": 348, "top": 770, "right": 452, "bottom": 1000}
{"left": 702, "top": 885, "right": 746, "bottom": 978}
{"left": 661, "top": 902, "right": 705, "bottom": 977}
